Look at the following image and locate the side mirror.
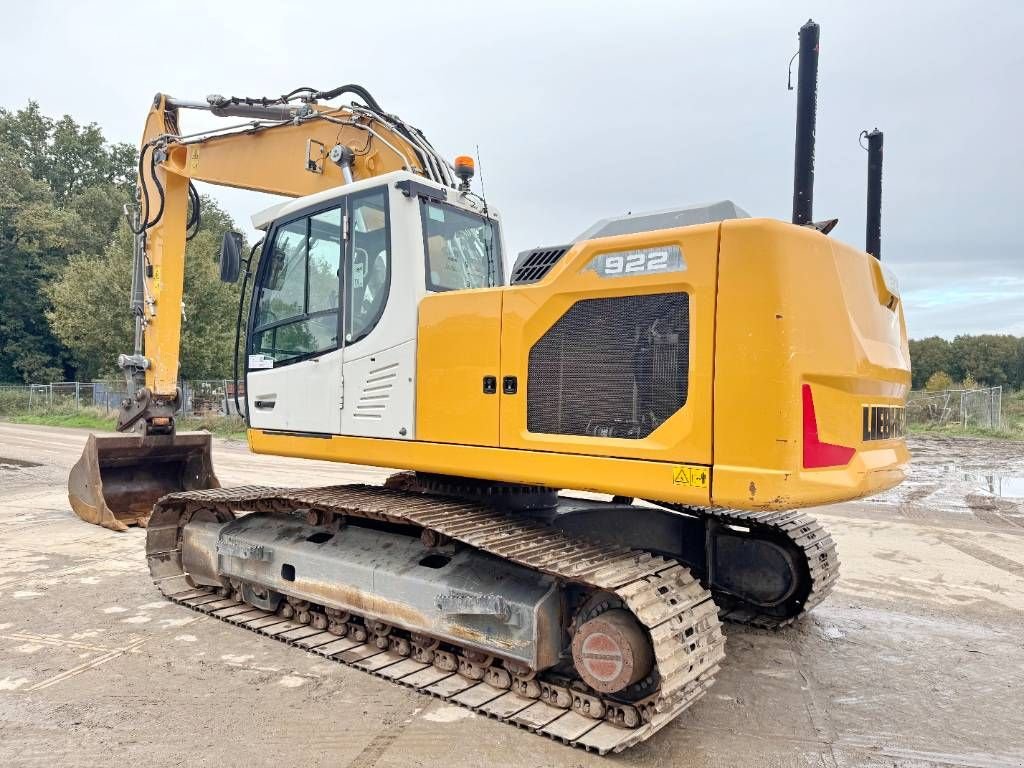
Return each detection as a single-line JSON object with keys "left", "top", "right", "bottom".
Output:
{"left": 219, "top": 231, "right": 244, "bottom": 282}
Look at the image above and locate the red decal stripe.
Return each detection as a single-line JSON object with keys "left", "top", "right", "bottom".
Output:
{"left": 802, "top": 384, "right": 855, "bottom": 469}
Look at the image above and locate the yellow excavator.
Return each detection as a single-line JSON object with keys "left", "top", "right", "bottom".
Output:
{"left": 67, "top": 72, "right": 909, "bottom": 752}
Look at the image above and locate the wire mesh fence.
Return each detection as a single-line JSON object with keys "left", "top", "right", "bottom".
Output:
{"left": 0, "top": 380, "right": 246, "bottom": 417}
{"left": 906, "top": 386, "right": 1003, "bottom": 429}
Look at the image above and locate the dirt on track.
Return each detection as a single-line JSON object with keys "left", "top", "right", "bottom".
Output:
{"left": 0, "top": 423, "right": 1022, "bottom": 767}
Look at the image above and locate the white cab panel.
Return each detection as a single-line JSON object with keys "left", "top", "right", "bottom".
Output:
{"left": 248, "top": 348, "right": 343, "bottom": 433}
{"left": 341, "top": 340, "right": 415, "bottom": 438}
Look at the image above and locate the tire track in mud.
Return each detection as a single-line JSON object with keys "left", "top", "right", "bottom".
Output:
{"left": 341, "top": 703, "right": 424, "bottom": 768}
{"left": 938, "top": 536, "right": 1024, "bottom": 579}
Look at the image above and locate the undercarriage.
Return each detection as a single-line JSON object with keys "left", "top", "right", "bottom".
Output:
{"left": 146, "top": 476, "right": 838, "bottom": 753}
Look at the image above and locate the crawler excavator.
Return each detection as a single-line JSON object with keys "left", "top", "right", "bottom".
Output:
{"left": 66, "top": 82, "right": 910, "bottom": 753}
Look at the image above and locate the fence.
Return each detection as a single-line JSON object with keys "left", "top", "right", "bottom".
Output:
{"left": 0, "top": 380, "right": 246, "bottom": 417}
{"left": 906, "top": 386, "right": 1003, "bottom": 429}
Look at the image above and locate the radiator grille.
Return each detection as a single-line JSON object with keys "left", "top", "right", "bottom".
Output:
{"left": 510, "top": 245, "right": 571, "bottom": 285}
{"left": 527, "top": 293, "right": 689, "bottom": 439}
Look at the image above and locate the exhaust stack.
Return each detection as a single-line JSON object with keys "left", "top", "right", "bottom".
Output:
{"left": 791, "top": 19, "right": 820, "bottom": 226}
{"left": 864, "top": 128, "right": 883, "bottom": 259}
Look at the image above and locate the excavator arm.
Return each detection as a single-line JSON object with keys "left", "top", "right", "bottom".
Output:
{"left": 70, "top": 85, "right": 453, "bottom": 529}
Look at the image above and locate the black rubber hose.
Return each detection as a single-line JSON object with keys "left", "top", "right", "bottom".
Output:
{"left": 186, "top": 182, "right": 200, "bottom": 241}
{"left": 146, "top": 147, "right": 166, "bottom": 231}
{"left": 282, "top": 86, "right": 318, "bottom": 101}
{"left": 128, "top": 144, "right": 153, "bottom": 235}
{"left": 233, "top": 240, "right": 262, "bottom": 420}
{"left": 314, "top": 84, "right": 385, "bottom": 113}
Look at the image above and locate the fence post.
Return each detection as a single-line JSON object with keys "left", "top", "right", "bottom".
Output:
{"left": 75, "top": 381, "right": 81, "bottom": 409}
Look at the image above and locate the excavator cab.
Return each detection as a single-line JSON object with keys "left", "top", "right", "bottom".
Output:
{"left": 243, "top": 171, "right": 502, "bottom": 436}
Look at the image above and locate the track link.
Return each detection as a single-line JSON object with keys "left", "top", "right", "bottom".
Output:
{"left": 145, "top": 484, "right": 726, "bottom": 754}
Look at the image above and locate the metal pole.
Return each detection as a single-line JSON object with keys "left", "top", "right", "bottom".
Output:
{"left": 865, "top": 129, "right": 883, "bottom": 259}
{"left": 792, "top": 19, "right": 820, "bottom": 226}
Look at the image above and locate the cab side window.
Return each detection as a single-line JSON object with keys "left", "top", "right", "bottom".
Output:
{"left": 421, "top": 202, "right": 501, "bottom": 292}
{"left": 346, "top": 189, "right": 390, "bottom": 344}
{"left": 252, "top": 208, "right": 341, "bottom": 365}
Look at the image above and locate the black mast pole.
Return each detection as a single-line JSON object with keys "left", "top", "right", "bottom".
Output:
{"left": 864, "top": 128, "right": 883, "bottom": 259}
{"left": 792, "top": 19, "right": 820, "bottom": 226}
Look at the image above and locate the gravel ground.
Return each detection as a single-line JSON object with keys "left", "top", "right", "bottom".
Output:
{"left": 0, "top": 423, "right": 1021, "bottom": 767}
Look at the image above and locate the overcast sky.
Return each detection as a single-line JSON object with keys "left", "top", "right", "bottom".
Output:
{"left": 2, "top": 1, "right": 1021, "bottom": 339}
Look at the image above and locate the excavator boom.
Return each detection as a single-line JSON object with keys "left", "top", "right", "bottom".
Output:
{"left": 69, "top": 86, "right": 448, "bottom": 527}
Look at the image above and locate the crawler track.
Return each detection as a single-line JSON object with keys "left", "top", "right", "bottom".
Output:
{"left": 145, "top": 485, "right": 726, "bottom": 754}
{"left": 655, "top": 504, "right": 841, "bottom": 629}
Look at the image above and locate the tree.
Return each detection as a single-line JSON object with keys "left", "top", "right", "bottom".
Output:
{"left": 925, "top": 371, "right": 954, "bottom": 391}
{"left": 0, "top": 102, "right": 134, "bottom": 202}
{"left": 0, "top": 102, "right": 136, "bottom": 382}
{"left": 0, "top": 141, "right": 79, "bottom": 381}
{"left": 46, "top": 195, "right": 244, "bottom": 381}
{"left": 950, "top": 334, "right": 1021, "bottom": 388}
{"left": 908, "top": 336, "right": 954, "bottom": 390}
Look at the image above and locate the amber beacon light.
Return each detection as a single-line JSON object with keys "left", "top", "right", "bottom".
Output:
{"left": 454, "top": 154, "right": 475, "bottom": 191}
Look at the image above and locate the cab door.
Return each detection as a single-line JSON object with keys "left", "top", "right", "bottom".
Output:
{"left": 247, "top": 205, "right": 345, "bottom": 433}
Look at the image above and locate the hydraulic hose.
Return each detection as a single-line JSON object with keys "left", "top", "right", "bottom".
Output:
{"left": 233, "top": 240, "right": 263, "bottom": 420}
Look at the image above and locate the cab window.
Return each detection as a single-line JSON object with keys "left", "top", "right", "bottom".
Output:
{"left": 346, "top": 188, "right": 390, "bottom": 344}
{"left": 421, "top": 202, "right": 501, "bottom": 292}
{"left": 252, "top": 208, "right": 341, "bottom": 365}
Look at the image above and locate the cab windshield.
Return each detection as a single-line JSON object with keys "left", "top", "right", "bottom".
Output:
{"left": 421, "top": 201, "right": 501, "bottom": 291}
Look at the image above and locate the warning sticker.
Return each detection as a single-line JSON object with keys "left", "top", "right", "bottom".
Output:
{"left": 248, "top": 354, "right": 274, "bottom": 369}
{"left": 672, "top": 465, "right": 709, "bottom": 488}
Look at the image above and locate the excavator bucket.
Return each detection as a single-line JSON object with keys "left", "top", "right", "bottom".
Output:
{"left": 68, "top": 432, "right": 220, "bottom": 532}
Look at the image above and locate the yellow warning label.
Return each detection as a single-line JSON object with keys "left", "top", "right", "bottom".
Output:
{"left": 672, "top": 465, "right": 709, "bottom": 488}
{"left": 189, "top": 146, "right": 200, "bottom": 171}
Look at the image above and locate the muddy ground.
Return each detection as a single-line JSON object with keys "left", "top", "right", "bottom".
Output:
{"left": 0, "top": 422, "right": 1021, "bottom": 767}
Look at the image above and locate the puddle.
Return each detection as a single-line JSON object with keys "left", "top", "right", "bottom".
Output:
{"left": 867, "top": 451, "right": 1024, "bottom": 517}
{"left": 964, "top": 473, "right": 1024, "bottom": 499}
{"left": 0, "top": 457, "right": 42, "bottom": 470}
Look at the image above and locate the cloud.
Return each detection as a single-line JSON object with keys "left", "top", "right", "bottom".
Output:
{"left": 1, "top": 0, "right": 1020, "bottom": 339}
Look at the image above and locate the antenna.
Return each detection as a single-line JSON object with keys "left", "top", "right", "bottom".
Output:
{"left": 475, "top": 143, "right": 489, "bottom": 216}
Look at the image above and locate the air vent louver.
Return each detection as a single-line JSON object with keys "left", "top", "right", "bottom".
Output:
{"left": 510, "top": 245, "right": 571, "bottom": 285}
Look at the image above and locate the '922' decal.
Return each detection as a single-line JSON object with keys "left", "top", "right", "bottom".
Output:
{"left": 586, "top": 245, "right": 686, "bottom": 278}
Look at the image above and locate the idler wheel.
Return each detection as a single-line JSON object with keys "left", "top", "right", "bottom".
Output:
{"left": 571, "top": 609, "right": 653, "bottom": 694}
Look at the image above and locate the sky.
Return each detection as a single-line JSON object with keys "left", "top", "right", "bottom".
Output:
{"left": 1, "top": 0, "right": 1021, "bottom": 339}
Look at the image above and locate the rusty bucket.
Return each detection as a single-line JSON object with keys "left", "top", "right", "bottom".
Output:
{"left": 68, "top": 432, "right": 220, "bottom": 532}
